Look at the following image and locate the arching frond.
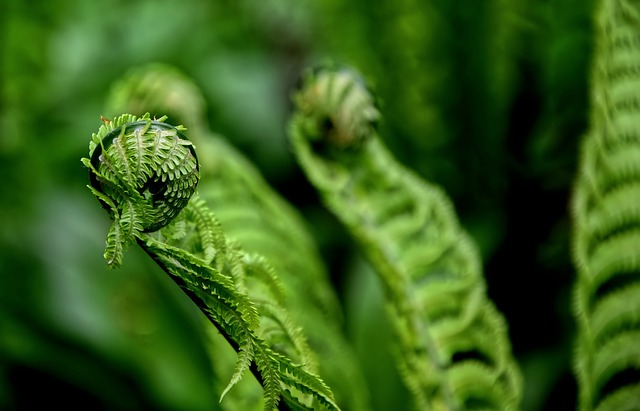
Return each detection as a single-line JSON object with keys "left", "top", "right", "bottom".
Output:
{"left": 288, "top": 65, "right": 523, "bottom": 410}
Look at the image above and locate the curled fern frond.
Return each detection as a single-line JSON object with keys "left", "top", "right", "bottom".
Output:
{"left": 105, "top": 63, "right": 370, "bottom": 410}
{"left": 84, "top": 112, "right": 340, "bottom": 410}
{"left": 288, "top": 65, "right": 523, "bottom": 410}
{"left": 293, "top": 64, "right": 380, "bottom": 149}
{"left": 571, "top": 1, "right": 640, "bottom": 410}
{"left": 82, "top": 113, "right": 199, "bottom": 267}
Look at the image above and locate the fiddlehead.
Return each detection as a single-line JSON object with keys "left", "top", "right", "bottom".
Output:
{"left": 314, "top": 0, "right": 519, "bottom": 211}
{"left": 82, "top": 113, "right": 340, "bottom": 411}
{"left": 571, "top": 1, "right": 640, "bottom": 409}
{"left": 289, "top": 66, "right": 522, "bottom": 410}
{"left": 105, "top": 63, "right": 371, "bottom": 410}
{"left": 81, "top": 113, "right": 199, "bottom": 267}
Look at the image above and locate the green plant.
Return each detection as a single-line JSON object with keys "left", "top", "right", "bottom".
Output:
{"left": 79, "top": 1, "right": 640, "bottom": 409}
{"left": 288, "top": 66, "right": 522, "bottom": 410}
{"left": 103, "top": 63, "right": 371, "bottom": 411}
{"left": 82, "top": 113, "right": 339, "bottom": 411}
{"left": 571, "top": 0, "right": 640, "bottom": 409}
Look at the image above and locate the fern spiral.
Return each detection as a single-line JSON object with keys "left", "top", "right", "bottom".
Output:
{"left": 572, "top": 1, "right": 640, "bottom": 409}
{"left": 104, "top": 63, "right": 371, "bottom": 410}
{"left": 289, "top": 66, "right": 522, "bottom": 410}
{"left": 82, "top": 113, "right": 199, "bottom": 267}
{"left": 294, "top": 65, "right": 380, "bottom": 149}
{"left": 83, "top": 113, "right": 340, "bottom": 410}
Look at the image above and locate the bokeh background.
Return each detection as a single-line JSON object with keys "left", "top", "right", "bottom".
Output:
{"left": 1, "top": 0, "right": 596, "bottom": 409}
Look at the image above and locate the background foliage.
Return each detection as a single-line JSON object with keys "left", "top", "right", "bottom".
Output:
{"left": 0, "top": 0, "right": 595, "bottom": 409}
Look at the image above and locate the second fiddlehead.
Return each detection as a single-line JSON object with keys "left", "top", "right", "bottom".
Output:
{"left": 288, "top": 66, "right": 523, "bottom": 410}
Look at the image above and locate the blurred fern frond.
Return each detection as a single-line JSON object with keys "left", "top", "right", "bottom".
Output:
{"left": 289, "top": 65, "right": 523, "bottom": 410}
{"left": 571, "top": 1, "right": 640, "bottom": 410}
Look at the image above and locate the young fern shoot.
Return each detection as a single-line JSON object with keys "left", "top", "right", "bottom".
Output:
{"left": 288, "top": 66, "right": 523, "bottom": 410}
{"left": 572, "top": 0, "right": 640, "bottom": 409}
{"left": 82, "top": 113, "right": 340, "bottom": 411}
{"left": 104, "top": 63, "right": 371, "bottom": 410}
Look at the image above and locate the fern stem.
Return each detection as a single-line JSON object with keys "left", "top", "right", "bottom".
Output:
{"left": 138, "top": 239, "right": 294, "bottom": 411}
{"left": 139, "top": 240, "right": 260, "bottom": 380}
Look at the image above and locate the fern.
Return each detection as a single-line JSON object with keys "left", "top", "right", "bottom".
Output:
{"left": 313, "top": 0, "right": 519, "bottom": 207}
{"left": 288, "top": 65, "right": 523, "bottom": 410}
{"left": 194, "top": 138, "right": 374, "bottom": 409}
{"left": 571, "top": 1, "right": 640, "bottom": 410}
{"left": 80, "top": 113, "right": 198, "bottom": 268}
{"left": 162, "top": 202, "right": 318, "bottom": 373}
{"left": 104, "top": 63, "right": 371, "bottom": 410}
{"left": 83, "top": 113, "right": 340, "bottom": 411}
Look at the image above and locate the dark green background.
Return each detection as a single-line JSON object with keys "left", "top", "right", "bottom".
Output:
{"left": 0, "top": 0, "right": 595, "bottom": 409}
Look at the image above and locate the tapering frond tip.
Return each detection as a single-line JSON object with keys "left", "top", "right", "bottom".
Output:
{"left": 219, "top": 342, "right": 254, "bottom": 402}
{"left": 104, "top": 219, "right": 125, "bottom": 268}
{"left": 292, "top": 65, "right": 379, "bottom": 149}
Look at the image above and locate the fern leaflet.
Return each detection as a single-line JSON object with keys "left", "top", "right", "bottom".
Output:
{"left": 571, "top": 1, "right": 640, "bottom": 409}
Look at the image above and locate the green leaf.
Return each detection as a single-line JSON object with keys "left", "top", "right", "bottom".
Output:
{"left": 571, "top": 2, "right": 640, "bottom": 410}
{"left": 288, "top": 66, "right": 522, "bottom": 410}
